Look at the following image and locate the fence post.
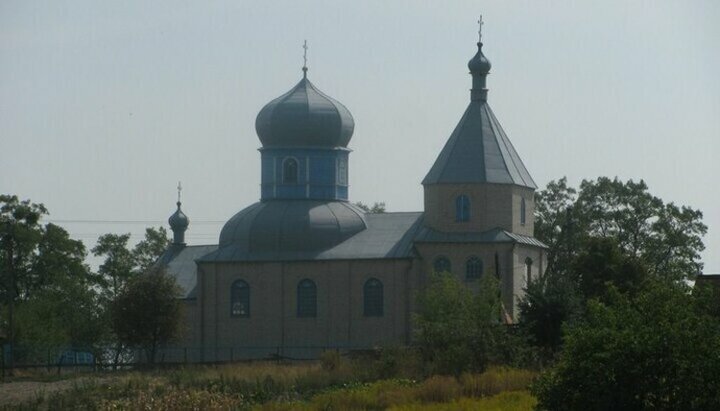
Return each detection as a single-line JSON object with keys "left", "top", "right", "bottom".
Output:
{"left": 184, "top": 347, "right": 188, "bottom": 364}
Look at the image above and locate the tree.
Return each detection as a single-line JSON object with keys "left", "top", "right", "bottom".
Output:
{"left": 519, "top": 271, "right": 583, "bottom": 356}
{"left": 533, "top": 281, "right": 720, "bottom": 411}
{"left": 111, "top": 269, "right": 184, "bottom": 364}
{"left": 92, "top": 233, "right": 135, "bottom": 300}
{"left": 413, "top": 272, "right": 502, "bottom": 375}
{"left": 535, "top": 177, "right": 706, "bottom": 282}
{"left": 133, "top": 227, "right": 171, "bottom": 274}
{"left": 354, "top": 201, "right": 386, "bottom": 214}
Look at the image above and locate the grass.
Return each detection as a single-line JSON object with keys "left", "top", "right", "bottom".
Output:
{"left": 1, "top": 352, "right": 539, "bottom": 410}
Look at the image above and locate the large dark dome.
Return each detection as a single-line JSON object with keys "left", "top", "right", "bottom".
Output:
{"left": 255, "top": 76, "right": 355, "bottom": 148}
{"left": 219, "top": 200, "right": 366, "bottom": 253}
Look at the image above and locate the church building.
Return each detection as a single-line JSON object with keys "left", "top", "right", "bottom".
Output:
{"left": 159, "top": 34, "right": 546, "bottom": 361}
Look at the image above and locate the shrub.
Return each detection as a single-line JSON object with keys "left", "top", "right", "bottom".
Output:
{"left": 415, "top": 375, "right": 461, "bottom": 403}
{"left": 319, "top": 350, "right": 342, "bottom": 371}
{"left": 459, "top": 367, "right": 536, "bottom": 397}
{"left": 388, "top": 390, "right": 537, "bottom": 411}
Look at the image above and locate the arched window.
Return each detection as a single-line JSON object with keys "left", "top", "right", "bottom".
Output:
{"left": 433, "top": 256, "right": 451, "bottom": 273}
{"left": 455, "top": 195, "right": 471, "bottom": 222}
{"left": 297, "top": 279, "right": 317, "bottom": 318}
{"left": 520, "top": 198, "right": 526, "bottom": 226}
{"left": 282, "top": 157, "right": 299, "bottom": 184}
{"left": 363, "top": 278, "right": 383, "bottom": 317}
{"left": 494, "top": 252, "right": 500, "bottom": 279}
{"left": 230, "top": 280, "right": 250, "bottom": 317}
{"left": 525, "top": 258, "right": 533, "bottom": 285}
{"left": 466, "top": 256, "right": 483, "bottom": 280}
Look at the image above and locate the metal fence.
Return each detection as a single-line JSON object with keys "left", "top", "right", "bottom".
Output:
{"left": 0, "top": 343, "right": 373, "bottom": 378}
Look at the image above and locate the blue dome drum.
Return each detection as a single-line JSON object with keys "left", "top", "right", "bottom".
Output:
{"left": 256, "top": 68, "right": 355, "bottom": 201}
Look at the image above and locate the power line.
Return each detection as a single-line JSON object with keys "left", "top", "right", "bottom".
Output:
{"left": 47, "top": 219, "right": 224, "bottom": 225}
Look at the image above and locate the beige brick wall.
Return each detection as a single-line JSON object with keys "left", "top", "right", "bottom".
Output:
{"left": 191, "top": 259, "right": 414, "bottom": 361}
{"left": 423, "top": 183, "right": 534, "bottom": 236}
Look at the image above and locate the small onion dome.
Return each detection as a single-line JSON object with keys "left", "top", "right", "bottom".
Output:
{"left": 255, "top": 76, "right": 355, "bottom": 148}
{"left": 168, "top": 201, "right": 189, "bottom": 231}
{"left": 468, "top": 42, "right": 491, "bottom": 74}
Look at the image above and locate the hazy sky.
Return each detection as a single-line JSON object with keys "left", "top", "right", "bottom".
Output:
{"left": 1, "top": 1, "right": 718, "bottom": 272}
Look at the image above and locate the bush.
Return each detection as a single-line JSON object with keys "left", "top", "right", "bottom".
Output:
{"left": 415, "top": 375, "right": 461, "bottom": 403}
{"left": 459, "top": 367, "right": 536, "bottom": 397}
{"left": 533, "top": 282, "right": 720, "bottom": 411}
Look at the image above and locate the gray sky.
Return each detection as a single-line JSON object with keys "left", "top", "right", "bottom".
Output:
{"left": 1, "top": 1, "right": 718, "bottom": 272}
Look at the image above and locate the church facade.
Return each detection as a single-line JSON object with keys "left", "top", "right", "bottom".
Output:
{"left": 160, "top": 36, "right": 546, "bottom": 361}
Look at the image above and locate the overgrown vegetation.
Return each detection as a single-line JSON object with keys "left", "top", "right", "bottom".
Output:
{"left": 1, "top": 359, "right": 537, "bottom": 410}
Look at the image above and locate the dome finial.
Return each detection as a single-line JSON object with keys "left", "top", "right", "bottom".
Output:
{"left": 302, "top": 40, "right": 308, "bottom": 78}
{"left": 177, "top": 180, "right": 182, "bottom": 204}
{"left": 477, "top": 15, "right": 484, "bottom": 43}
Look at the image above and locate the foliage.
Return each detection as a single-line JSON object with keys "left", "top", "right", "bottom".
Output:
{"left": 353, "top": 201, "right": 386, "bottom": 213}
{"left": 388, "top": 391, "right": 536, "bottom": 411}
{"left": 518, "top": 271, "right": 582, "bottom": 356}
{"left": 532, "top": 281, "right": 720, "bottom": 411}
{"left": 535, "top": 177, "right": 706, "bottom": 282}
{"left": 111, "top": 269, "right": 184, "bottom": 364}
{"left": 413, "top": 272, "right": 503, "bottom": 375}
{"left": 92, "top": 233, "right": 135, "bottom": 300}
{"left": 133, "top": 227, "right": 172, "bottom": 274}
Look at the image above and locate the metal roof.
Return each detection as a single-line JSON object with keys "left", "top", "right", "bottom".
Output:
{"left": 255, "top": 75, "right": 355, "bottom": 148}
{"left": 157, "top": 244, "right": 218, "bottom": 298}
{"left": 218, "top": 200, "right": 367, "bottom": 253}
{"left": 422, "top": 101, "right": 536, "bottom": 188}
{"left": 413, "top": 223, "right": 548, "bottom": 248}
{"left": 203, "top": 211, "right": 423, "bottom": 262}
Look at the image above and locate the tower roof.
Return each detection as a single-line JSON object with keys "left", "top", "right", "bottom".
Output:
{"left": 422, "top": 34, "right": 536, "bottom": 189}
{"left": 422, "top": 102, "right": 536, "bottom": 188}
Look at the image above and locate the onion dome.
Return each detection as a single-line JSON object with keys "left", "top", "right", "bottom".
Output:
{"left": 169, "top": 201, "right": 189, "bottom": 245}
{"left": 468, "top": 42, "right": 491, "bottom": 74}
{"left": 219, "top": 200, "right": 366, "bottom": 254}
{"left": 255, "top": 71, "right": 355, "bottom": 148}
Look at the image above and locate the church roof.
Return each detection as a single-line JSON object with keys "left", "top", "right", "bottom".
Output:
{"left": 422, "top": 101, "right": 536, "bottom": 188}
{"left": 202, "top": 211, "right": 423, "bottom": 262}
{"left": 413, "top": 224, "right": 547, "bottom": 248}
{"left": 157, "top": 244, "right": 218, "bottom": 298}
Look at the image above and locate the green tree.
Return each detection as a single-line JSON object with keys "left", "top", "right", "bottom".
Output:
{"left": 413, "top": 272, "right": 502, "bottom": 375}
{"left": 111, "top": 269, "right": 184, "bottom": 364}
{"left": 535, "top": 177, "right": 706, "bottom": 282}
{"left": 133, "top": 227, "right": 171, "bottom": 274}
{"left": 353, "top": 201, "right": 386, "bottom": 213}
{"left": 533, "top": 281, "right": 720, "bottom": 411}
{"left": 92, "top": 233, "right": 135, "bottom": 300}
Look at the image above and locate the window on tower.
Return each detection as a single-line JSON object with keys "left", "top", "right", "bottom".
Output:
{"left": 525, "top": 257, "right": 533, "bottom": 285}
{"left": 297, "top": 279, "right": 317, "bottom": 317}
{"left": 433, "top": 256, "right": 452, "bottom": 273}
{"left": 337, "top": 158, "right": 348, "bottom": 185}
{"left": 466, "top": 256, "right": 483, "bottom": 280}
{"left": 455, "top": 195, "right": 471, "bottom": 222}
{"left": 283, "top": 157, "right": 299, "bottom": 184}
{"left": 520, "top": 198, "right": 527, "bottom": 226}
{"left": 230, "top": 280, "right": 250, "bottom": 318}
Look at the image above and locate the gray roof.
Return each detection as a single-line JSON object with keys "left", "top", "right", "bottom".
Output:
{"left": 218, "top": 200, "right": 367, "bottom": 253}
{"left": 203, "top": 211, "right": 423, "bottom": 262}
{"left": 413, "top": 224, "right": 548, "bottom": 248}
{"left": 255, "top": 74, "right": 355, "bottom": 148}
{"left": 422, "top": 101, "right": 536, "bottom": 189}
{"left": 158, "top": 244, "right": 218, "bottom": 298}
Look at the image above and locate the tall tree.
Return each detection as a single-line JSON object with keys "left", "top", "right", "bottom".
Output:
{"left": 133, "top": 227, "right": 171, "bottom": 274}
{"left": 111, "top": 269, "right": 183, "bottom": 364}
{"left": 535, "top": 177, "right": 706, "bottom": 282}
{"left": 92, "top": 233, "right": 135, "bottom": 300}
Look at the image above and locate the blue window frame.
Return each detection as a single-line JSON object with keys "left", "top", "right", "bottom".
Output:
{"left": 363, "top": 278, "right": 383, "bottom": 317}
{"left": 433, "top": 256, "right": 452, "bottom": 273}
{"left": 297, "top": 279, "right": 317, "bottom": 317}
{"left": 466, "top": 256, "right": 483, "bottom": 280}
{"left": 231, "top": 280, "right": 250, "bottom": 317}
{"left": 455, "top": 195, "right": 471, "bottom": 222}
{"left": 283, "top": 157, "right": 299, "bottom": 184}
